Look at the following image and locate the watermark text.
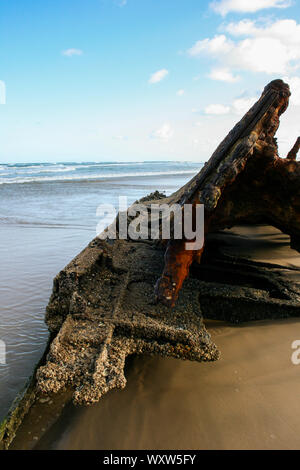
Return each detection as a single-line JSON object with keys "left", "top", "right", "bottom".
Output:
{"left": 96, "top": 196, "right": 204, "bottom": 251}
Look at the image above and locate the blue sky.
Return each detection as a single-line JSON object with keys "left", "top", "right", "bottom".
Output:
{"left": 1, "top": 0, "right": 300, "bottom": 163}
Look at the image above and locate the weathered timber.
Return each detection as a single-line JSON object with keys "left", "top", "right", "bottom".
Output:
{"left": 154, "top": 79, "right": 300, "bottom": 306}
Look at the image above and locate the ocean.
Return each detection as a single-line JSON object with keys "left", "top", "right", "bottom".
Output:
{"left": 0, "top": 161, "right": 201, "bottom": 421}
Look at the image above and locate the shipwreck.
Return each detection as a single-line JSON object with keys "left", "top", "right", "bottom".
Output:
{"left": 1, "top": 79, "right": 300, "bottom": 449}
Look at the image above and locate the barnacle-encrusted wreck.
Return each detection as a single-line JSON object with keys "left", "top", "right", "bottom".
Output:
{"left": 2, "top": 79, "right": 300, "bottom": 449}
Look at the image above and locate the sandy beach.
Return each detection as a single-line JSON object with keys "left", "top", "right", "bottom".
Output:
{"left": 29, "top": 318, "right": 300, "bottom": 450}
{"left": 7, "top": 223, "right": 300, "bottom": 450}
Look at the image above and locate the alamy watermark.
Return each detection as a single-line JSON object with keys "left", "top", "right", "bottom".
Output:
{"left": 0, "top": 340, "right": 6, "bottom": 365}
{"left": 291, "top": 340, "right": 300, "bottom": 365}
{"left": 96, "top": 196, "right": 204, "bottom": 250}
{"left": 0, "top": 81, "right": 6, "bottom": 104}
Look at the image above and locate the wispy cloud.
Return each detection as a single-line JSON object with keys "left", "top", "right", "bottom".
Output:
{"left": 176, "top": 89, "right": 185, "bottom": 96}
{"left": 149, "top": 69, "right": 169, "bottom": 84}
{"left": 62, "top": 48, "right": 83, "bottom": 57}
{"left": 151, "top": 122, "right": 174, "bottom": 141}
{"left": 204, "top": 103, "right": 231, "bottom": 115}
{"left": 209, "top": 67, "right": 240, "bottom": 82}
{"left": 204, "top": 96, "right": 258, "bottom": 115}
{"left": 210, "top": 0, "right": 291, "bottom": 16}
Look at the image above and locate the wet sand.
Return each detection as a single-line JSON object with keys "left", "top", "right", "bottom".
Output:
{"left": 10, "top": 225, "right": 300, "bottom": 450}
{"left": 30, "top": 318, "right": 300, "bottom": 450}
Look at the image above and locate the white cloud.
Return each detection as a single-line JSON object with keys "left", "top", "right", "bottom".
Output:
{"left": 176, "top": 89, "right": 185, "bottom": 96}
{"left": 188, "top": 35, "right": 232, "bottom": 56}
{"left": 204, "top": 104, "right": 231, "bottom": 115}
{"left": 209, "top": 67, "right": 240, "bottom": 82}
{"left": 224, "top": 18, "right": 300, "bottom": 44}
{"left": 188, "top": 19, "right": 300, "bottom": 75}
{"left": 151, "top": 122, "right": 174, "bottom": 141}
{"left": 210, "top": 0, "right": 291, "bottom": 16}
{"left": 62, "top": 48, "right": 83, "bottom": 57}
{"left": 148, "top": 69, "right": 169, "bottom": 84}
{"left": 224, "top": 19, "right": 262, "bottom": 36}
{"left": 232, "top": 96, "right": 258, "bottom": 114}
{"left": 283, "top": 76, "right": 300, "bottom": 105}
{"left": 204, "top": 95, "right": 258, "bottom": 116}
